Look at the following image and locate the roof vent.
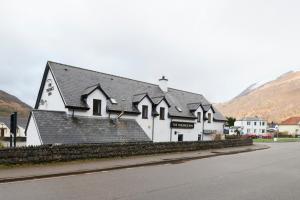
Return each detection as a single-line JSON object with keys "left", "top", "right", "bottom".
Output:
{"left": 110, "top": 98, "right": 117, "bottom": 104}
{"left": 64, "top": 68, "right": 68, "bottom": 71}
{"left": 176, "top": 106, "right": 182, "bottom": 112}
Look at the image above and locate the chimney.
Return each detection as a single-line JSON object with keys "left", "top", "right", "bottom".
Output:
{"left": 159, "top": 76, "right": 168, "bottom": 92}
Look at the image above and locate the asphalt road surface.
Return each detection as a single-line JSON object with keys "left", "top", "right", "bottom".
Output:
{"left": 1, "top": 143, "right": 300, "bottom": 200}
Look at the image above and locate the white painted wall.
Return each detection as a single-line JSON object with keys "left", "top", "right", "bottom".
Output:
{"left": 135, "top": 97, "right": 153, "bottom": 139}
{"left": 214, "top": 122, "right": 225, "bottom": 134}
{"left": 235, "top": 120, "right": 267, "bottom": 135}
{"left": 170, "top": 118, "right": 198, "bottom": 142}
{"left": 153, "top": 100, "right": 170, "bottom": 142}
{"left": 278, "top": 125, "right": 300, "bottom": 135}
{"left": 38, "top": 70, "right": 66, "bottom": 112}
{"left": 26, "top": 115, "right": 42, "bottom": 146}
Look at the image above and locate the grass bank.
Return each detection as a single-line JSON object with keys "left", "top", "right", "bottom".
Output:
{"left": 254, "top": 138, "right": 300, "bottom": 143}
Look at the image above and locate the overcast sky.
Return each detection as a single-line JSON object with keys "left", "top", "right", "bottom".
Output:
{"left": 1, "top": 0, "right": 300, "bottom": 107}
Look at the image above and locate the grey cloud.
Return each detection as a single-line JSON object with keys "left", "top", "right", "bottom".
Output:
{"left": 0, "top": 0, "right": 300, "bottom": 107}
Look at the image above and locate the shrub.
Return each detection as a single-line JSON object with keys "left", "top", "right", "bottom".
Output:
{"left": 214, "top": 134, "right": 222, "bottom": 141}
{"left": 261, "top": 133, "right": 273, "bottom": 139}
{"left": 0, "top": 143, "right": 4, "bottom": 149}
{"left": 225, "top": 135, "right": 241, "bottom": 140}
{"left": 242, "top": 134, "right": 258, "bottom": 139}
{"left": 276, "top": 132, "right": 293, "bottom": 138}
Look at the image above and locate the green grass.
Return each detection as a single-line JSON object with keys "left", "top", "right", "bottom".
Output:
{"left": 254, "top": 138, "right": 300, "bottom": 143}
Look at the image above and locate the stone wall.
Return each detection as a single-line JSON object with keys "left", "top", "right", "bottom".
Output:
{"left": 0, "top": 139, "right": 252, "bottom": 165}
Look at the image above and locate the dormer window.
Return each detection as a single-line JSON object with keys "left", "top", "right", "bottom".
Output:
{"left": 142, "top": 105, "right": 148, "bottom": 119}
{"left": 160, "top": 107, "right": 165, "bottom": 120}
{"left": 93, "top": 99, "right": 102, "bottom": 116}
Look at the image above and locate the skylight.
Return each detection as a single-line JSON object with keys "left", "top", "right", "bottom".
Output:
{"left": 176, "top": 106, "right": 182, "bottom": 112}
{"left": 110, "top": 98, "right": 118, "bottom": 104}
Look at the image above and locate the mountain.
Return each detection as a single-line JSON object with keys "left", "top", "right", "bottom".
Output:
{"left": 216, "top": 71, "right": 300, "bottom": 123}
{"left": 0, "top": 90, "right": 31, "bottom": 118}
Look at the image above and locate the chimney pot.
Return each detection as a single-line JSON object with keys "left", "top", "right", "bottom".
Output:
{"left": 159, "top": 76, "right": 168, "bottom": 92}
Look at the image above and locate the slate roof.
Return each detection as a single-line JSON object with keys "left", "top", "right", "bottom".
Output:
{"left": 0, "top": 116, "right": 28, "bottom": 129}
{"left": 239, "top": 117, "right": 266, "bottom": 121}
{"left": 32, "top": 110, "right": 151, "bottom": 144}
{"left": 280, "top": 117, "right": 300, "bottom": 125}
{"left": 43, "top": 61, "right": 225, "bottom": 121}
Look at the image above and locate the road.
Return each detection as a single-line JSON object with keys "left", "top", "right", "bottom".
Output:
{"left": 1, "top": 143, "right": 300, "bottom": 200}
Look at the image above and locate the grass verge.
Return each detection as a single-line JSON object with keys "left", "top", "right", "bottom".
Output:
{"left": 254, "top": 138, "right": 300, "bottom": 143}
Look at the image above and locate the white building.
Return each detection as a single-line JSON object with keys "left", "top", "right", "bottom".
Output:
{"left": 234, "top": 117, "right": 267, "bottom": 135}
{"left": 26, "top": 61, "right": 226, "bottom": 146}
{"left": 278, "top": 117, "right": 300, "bottom": 135}
{"left": 0, "top": 116, "right": 27, "bottom": 147}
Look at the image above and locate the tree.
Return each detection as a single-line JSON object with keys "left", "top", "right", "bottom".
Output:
{"left": 226, "top": 117, "right": 236, "bottom": 127}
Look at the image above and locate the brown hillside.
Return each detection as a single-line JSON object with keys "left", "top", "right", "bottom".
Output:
{"left": 216, "top": 71, "right": 300, "bottom": 123}
{"left": 0, "top": 90, "right": 31, "bottom": 118}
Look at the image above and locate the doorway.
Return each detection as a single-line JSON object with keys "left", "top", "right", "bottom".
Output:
{"left": 178, "top": 134, "right": 183, "bottom": 142}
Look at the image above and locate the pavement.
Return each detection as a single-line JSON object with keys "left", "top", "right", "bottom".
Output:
{"left": 0, "top": 144, "right": 268, "bottom": 183}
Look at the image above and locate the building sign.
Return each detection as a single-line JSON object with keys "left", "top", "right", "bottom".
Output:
{"left": 46, "top": 79, "right": 54, "bottom": 96}
{"left": 203, "top": 130, "right": 217, "bottom": 135}
{"left": 171, "top": 121, "right": 194, "bottom": 129}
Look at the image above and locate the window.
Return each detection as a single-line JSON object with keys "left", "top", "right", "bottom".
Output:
{"left": 0, "top": 128, "right": 4, "bottom": 137}
{"left": 262, "top": 129, "right": 265, "bottom": 133}
{"left": 197, "top": 112, "right": 201, "bottom": 123}
{"left": 198, "top": 134, "right": 201, "bottom": 141}
{"left": 159, "top": 107, "right": 165, "bottom": 120}
{"left": 93, "top": 99, "right": 102, "bottom": 116}
{"left": 247, "top": 129, "right": 251, "bottom": 133}
{"left": 254, "top": 129, "right": 257, "bottom": 133}
{"left": 262, "top": 122, "right": 265, "bottom": 126}
{"left": 142, "top": 105, "right": 148, "bottom": 119}
{"left": 178, "top": 134, "right": 183, "bottom": 142}
{"left": 247, "top": 121, "right": 251, "bottom": 125}
{"left": 254, "top": 122, "right": 257, "bottom": 126}
{"left": 208, "top": 113, "right": 212, "bottom": 123}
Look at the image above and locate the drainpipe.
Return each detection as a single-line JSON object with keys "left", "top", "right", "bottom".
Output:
{"left": 202, "top": 112, "right": 206, "bottom": 141}
{"left": 170, "top": 118, "right": 173, "bottom": 142}
{"left": 152, "top": 115, "right": 155, "bottom": 141}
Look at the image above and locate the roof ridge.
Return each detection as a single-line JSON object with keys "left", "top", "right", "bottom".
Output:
{"left": 48, "top": 61, "right": 159, "bottom": 87}
{"left": 168, "top": 87, "right": 205, "bottom": 97}
{"left": 48, "top": 61, "right": 206, "bottom": 97}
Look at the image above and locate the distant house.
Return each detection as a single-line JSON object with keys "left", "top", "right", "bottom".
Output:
{"left": 0, "top": 116, "right": 27, "bottom": 147}
{"left": 278, "top": 117, "right": 300, "bottom": 135}
{"left": 234, "top": 117, "right": 267, "bottom": 135}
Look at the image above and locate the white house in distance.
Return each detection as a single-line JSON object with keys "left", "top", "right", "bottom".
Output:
{"left": 26, "top": 61, "right": 226, "bottom": 146}
{"left": 0, "top": 116, "right": 27, "bottom": 147}
{"left": 234, "top": 117, "right": 267, "bottom": 135}
{"left": 278, "top": 117, "right": 300, "bottom": 135}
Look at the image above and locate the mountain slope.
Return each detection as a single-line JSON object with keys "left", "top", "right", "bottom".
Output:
{"left": 216, "top": 71, "right": 300, "bottom": 123}
{"left": 0, "top": 90, "right": 31, "bottom": 117}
